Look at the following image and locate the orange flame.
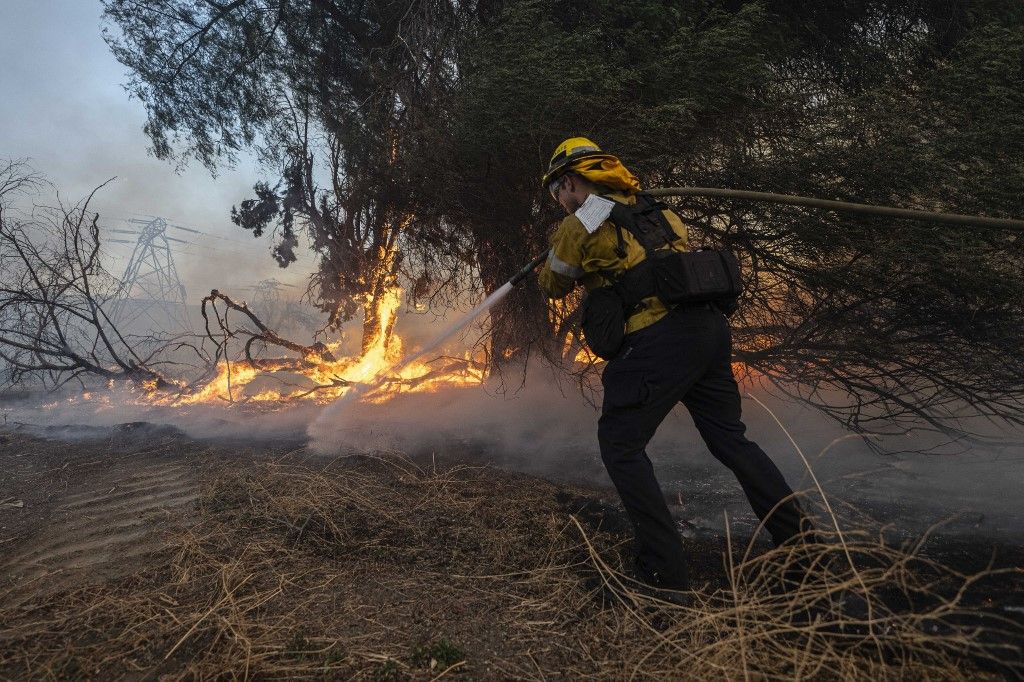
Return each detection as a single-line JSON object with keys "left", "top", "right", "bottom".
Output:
{"left": 167, "top": 286, "right": 487, "bottom": 407}
{"left": 44, "top": 283, "right": 604, "bottom": 413}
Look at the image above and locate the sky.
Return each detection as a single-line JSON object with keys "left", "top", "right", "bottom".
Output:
{"left": 0, "top": 0, "right": 316, "bottom": 296}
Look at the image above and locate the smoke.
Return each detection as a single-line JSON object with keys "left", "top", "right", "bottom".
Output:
{"left": 4, "top": 359, "right": 1024, "bottom": 542}
{"left": 303, "top": 366, "right": 1024, "bottom": 540}
{"left": 0, "top": 384, "right": 314, "bottom": 446}
{"left": 309, "top": 365, "right": 605, "bottom": 473}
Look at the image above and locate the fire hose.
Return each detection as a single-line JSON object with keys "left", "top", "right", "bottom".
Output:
{"left": 321, "top": 187, "right": 1023, "bottom": 405}
{"left": 511, "top": 187, "right": 1024, "bottom": 283}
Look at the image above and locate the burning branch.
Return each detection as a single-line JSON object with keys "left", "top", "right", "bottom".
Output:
{"left": 200, "top": 290, "right": 336, "bottom": 366}
{"left": 186, "top": 289, "right": 357, "bottom": 403}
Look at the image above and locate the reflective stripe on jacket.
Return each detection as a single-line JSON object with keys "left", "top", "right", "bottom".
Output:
{"left": 538, "top": 192, "right": 689, "bottom": 334}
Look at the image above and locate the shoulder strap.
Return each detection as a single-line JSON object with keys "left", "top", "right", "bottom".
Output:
{"left": 608, "top": 192, "right": 678, "bottom": 256}
{"left": 604, "top": 193, "right": 678, "bottom": 314}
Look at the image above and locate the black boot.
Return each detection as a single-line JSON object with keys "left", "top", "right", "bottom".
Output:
{"left": 627, "top": 556, "right": 693, "bottom": 606}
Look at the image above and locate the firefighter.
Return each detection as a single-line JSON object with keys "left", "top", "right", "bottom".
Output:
{"left": 538, "top": 137, "right": 810, "bottom": 590}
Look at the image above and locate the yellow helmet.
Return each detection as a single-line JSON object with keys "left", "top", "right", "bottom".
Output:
{"left": 542, "top": 136, "right": 642, "bottom": 194}
{"left": 542, "top": 136, "right": 610, "bottom": 188}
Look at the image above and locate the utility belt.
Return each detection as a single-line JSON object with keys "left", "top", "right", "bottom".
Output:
{"left": 618, "top": 248, "right": 742, "bottom": 316}
{"left": 578, "top": 193, "right": 743, "bottom": 361}
{"left": 581, "top": 250, "right": 742, "bottom": 360}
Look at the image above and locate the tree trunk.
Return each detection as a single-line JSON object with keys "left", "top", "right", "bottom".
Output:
{"left": 359, "top": 238, "right": 402, "bottom": 357}
{"left": 360, "top": 287, "right": 399, "bottom": 356}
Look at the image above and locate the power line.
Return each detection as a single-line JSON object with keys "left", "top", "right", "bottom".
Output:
{"left": 100, "top": 216, "right": 320, "bottom": 276}
{"left": 120, "top": 214, "right": 266, "bottom": 247}
{"left": 121, "top": 209, "right": 318, "bottom": 250}
{"left": 103, "top": 214, "right": 318, "bottom": 263}
{"left": 167, "top": 224, "right": 204, "bottom": 235}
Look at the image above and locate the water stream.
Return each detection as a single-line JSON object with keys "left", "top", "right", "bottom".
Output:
{"left": 394, "top": 282, "right": 514, "bottom": 373}
{"left": 309, "top": 281, "right": 516, "bottom": 437}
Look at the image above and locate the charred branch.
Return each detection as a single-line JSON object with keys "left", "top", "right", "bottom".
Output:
{"left": 0, "top": 160, "right": 179, "bottom": 392}
{"left": 200, "top": 290, "right": 336, "bottom": 367}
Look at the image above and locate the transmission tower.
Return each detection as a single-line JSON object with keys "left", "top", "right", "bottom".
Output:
{"left": 108, "top": 217, "right": 192, "bottom": 333}
{"left": 250, "top": 278, "right": 286, "bottom": 317}
{"left": 242, "top": 278, "right": 297, "bottom": 330}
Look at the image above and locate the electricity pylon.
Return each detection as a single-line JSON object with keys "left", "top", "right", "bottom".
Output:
{"left": 245, "top": 278, "right": 296, "bottom": 330}
{"left": 242, "top": 278, "right": 320, "bottom": 332}
{"left": 108, "top": 217, "right": 191, "bottom": 334}
{"left": 249, "top": 278, "right": 286, "bottom": 323}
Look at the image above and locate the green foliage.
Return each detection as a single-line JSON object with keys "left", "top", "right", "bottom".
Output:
{"left": 104, "top": 0, "right": 1024, "bottom": 437}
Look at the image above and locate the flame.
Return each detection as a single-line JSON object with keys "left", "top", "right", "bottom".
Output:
{"left": 573, "top": 345, "right": 601, "bottom": 365}
{"left": 175, "top": 362, "right": 262, "bottom": 405}
{"left": 42, "top": 282, "right": 604, "bottom": 413}
{"left": 164, "top": 285, "right": 486, "bottom": 407}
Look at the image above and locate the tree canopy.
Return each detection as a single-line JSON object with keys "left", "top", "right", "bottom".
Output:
{"left": 103, "top": 0, "right": 1024, "bottom": 439}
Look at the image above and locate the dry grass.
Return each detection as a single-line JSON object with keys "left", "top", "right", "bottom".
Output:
{"left": 0, "top": 442, "right": 1020, "bottom": 681}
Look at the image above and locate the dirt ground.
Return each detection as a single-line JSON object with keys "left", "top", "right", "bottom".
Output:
{"left": 0, "top": 423, "right": 1021, "bottom": 680}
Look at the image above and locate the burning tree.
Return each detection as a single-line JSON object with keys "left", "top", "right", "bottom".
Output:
{"left": 0, "top": 160, "right": 478, "bottom": 404}
{"left": 439, "top": 0, "right": 1024, "bottom": 439}
{"left": 103, "top": 0, "right": 483, "bottom": 357}
{"left": 0, "top": 161, "right": 176, "bottom": 390}
{"left": 102, "top": 1, "right": 1024, "bottom": 440}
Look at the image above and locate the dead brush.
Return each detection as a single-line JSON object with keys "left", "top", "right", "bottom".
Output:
{"left": 576, "top": 517, "right": 1022, "bottom": 680}
{"left": 0, "top": 441, "right": 1021, "bottom": 680}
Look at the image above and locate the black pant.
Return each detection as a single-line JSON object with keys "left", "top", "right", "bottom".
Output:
{"left": 598, "top": 305, "right": 806, "bottom": 587}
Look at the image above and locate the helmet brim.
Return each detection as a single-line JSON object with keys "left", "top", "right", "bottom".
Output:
{"left": 541, "top": 151, "right": 614, "bottom": 188}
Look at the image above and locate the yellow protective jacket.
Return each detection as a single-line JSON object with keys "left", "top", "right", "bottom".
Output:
{"left": 538, "top": 192, "right": 689, "bottom": 334}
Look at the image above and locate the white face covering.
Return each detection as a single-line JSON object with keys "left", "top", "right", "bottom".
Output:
{"left": 575, "top": 194, "right": 616, "bottom": 233}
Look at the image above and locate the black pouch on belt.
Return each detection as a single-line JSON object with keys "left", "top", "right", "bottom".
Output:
{"left": 581, "top": 286, "right": 626, "bottom": 360}
{"left": 648, "top": 249, "right": 743, "bottom": 308}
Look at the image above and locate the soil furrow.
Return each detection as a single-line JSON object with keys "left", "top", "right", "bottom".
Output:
{"left": 59, "top": 477, "right": 195, "bottom": 511}
{"left": 58, "top": 483, "right": 197, "bottom": 518}
{"left": 5, "top": 527, "right": 154, "bottom": 572}
{"left": 58, "top": 467, "right": 191, "bottom": 504}
{"left": 4, "top": 516, "right": 165, "bottom": 566}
